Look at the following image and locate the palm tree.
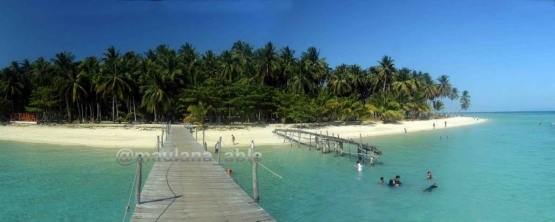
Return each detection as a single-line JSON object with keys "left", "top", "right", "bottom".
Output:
{"left": 183, "top": 101, "right": 212, "bottom": 129}
{"left": 375, "top": 55, "right": 396, "bottom": 92}
{"left": 52, "top": 52, "right": 86, "bottom": 123}
{"left": 436, "top": 75, "right": 452, "bottom": 99}
{"left": 449, "top": 87, "right": 459, "bottom": 101}
{"left": 328, "top": 64, "right": 352, "bottom": 96}
{"left": 256, "top": 42, "right": 278, "bottom": 86}
{"left": 276, "top": 46, "right": 296, "bottom": 88}
{"left": 300, "top": 47, "right": 328, "bottom": 90}
{"left": 99, "top": 46, "right": 131, "bottom": 123}
{"left": 460, "top": 90, "right": 471, "bottom": 112}
{"left": 432, "top": 100, "right": 444, "bottom": 116}
{"left": 79, "top": 56, "right": 100, "bottom": 122}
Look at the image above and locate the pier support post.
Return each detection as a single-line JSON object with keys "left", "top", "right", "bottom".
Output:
{"left": 298, "top": 132, "right": 301, "bottom": 148}
{"left": 309, "top": 134, "right": 312, "bottom": 150}
{"left": 136, "top": 155, "right": 143, "bottom": 206}
{"left": 252, "top": 154, "right": 259, "bottom": 203}
{"left": 217, "top": 136, "right": 222, "bottom": 164}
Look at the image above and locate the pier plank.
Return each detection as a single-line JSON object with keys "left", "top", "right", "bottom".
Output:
{"left": 131, "top": 126, "right": 274, "bottom": 222}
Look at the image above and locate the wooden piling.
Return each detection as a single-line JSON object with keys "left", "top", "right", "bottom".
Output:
{"left": 136, "top": 154, "right": 142, "bottom": 206}
{"left": 161, "top": 130, "right": 164, "bottom": 147}
{"left": 217, "top": 136, "right": 222, "bottom": 164}
{"left": 309, "top": 134, "right": 312, "bottom": 150}
{"left": 157, "top": 136, "right": 160, "bottom": 161}
{"left": 252, "top": 154, "right": 259, "bottom": 203}
{"left": 202, "top": 128, "right": 205, "bottom": 146}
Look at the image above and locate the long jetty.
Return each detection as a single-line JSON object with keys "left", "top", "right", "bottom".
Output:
{"left": 131, "top": 126, "right": 274, "bottom": 221}
{"left": 272, "top": 128, "right": 382, "bottom": 164}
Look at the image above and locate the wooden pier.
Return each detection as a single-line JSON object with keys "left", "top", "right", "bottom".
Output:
{"left": 272, "top": 129, "right": 382, "bottom": 164}
{"left": 131, "top": 126, "right": 274, "bottom": 222}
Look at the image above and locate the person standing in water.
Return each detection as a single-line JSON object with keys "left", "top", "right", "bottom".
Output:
{"left": 355, "top": 161, "right": 363, "bottom": 172}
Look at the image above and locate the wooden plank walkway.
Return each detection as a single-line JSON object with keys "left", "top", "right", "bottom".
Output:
{"left": 132, "top": 126, "right": 274, "bottom": 222}
{"left": 273, "top": 129, "right": 382, "bottom": 155}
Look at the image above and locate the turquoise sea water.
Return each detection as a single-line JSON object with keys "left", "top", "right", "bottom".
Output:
{"left": 222, "top": 112, "right": 555, "bottom": 221}
{"left": 0, "top": 142, "right": 153, "bottom": 221}
{"left": 1, "top": 112, "right": 554, "bottom": 221}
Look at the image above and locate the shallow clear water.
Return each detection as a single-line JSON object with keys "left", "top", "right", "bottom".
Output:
{"left": 222, "top": 112, "right": 555, "bottom": 221}
{"left": 1, "top": 112, "right": 554, "bottom": 221}
{"left": 0, "top": 142, "right": 152, "bottom": 221}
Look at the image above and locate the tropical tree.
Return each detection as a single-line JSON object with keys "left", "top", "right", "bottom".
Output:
{"left": 183, "top": 101, "right": 212, "bottom": 128}
{"left": 375, "top": 55, "right": 396, "bottom": 92}
{"left": 98, "top": 46, "right": 131, "bottom": 123}
{"left": 460, "top": 90, "right": 471, "bottom": 112}
{"left": 432, "top": 100, "right": 444, "bottom": 116}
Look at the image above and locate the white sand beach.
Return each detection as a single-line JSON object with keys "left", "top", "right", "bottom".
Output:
{"left": 0, "top": 124, "right": 165, "bottom": 149}
{"left": 200, "top": 117, "right": 487, "bottom": 148}
{"left": 0, "top": 117, "right": 486, "bottom": 149}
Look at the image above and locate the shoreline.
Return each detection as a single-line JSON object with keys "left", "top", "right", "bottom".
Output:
{"left": 0, "top": 124, "right": 166, "bottom": 149}
{"left": 0, "top": 117, "right": 487, "bottom": 149}
{"left": 200, "top": 117, "right": 487, "bottom": 148}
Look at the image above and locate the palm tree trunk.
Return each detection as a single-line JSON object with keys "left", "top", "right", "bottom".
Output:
{"left": 112, "top": 95, "right": 115, "bottom": 123}
{"left": 97, "top": 101, "right": 101, "bottom": 123}
{"left": 132, "top": 96, "right": 136, "bottom": 122}
{"left": 65, "top": 96, "right": 71, "bottom": 123}
{"left": 89, "top": 103, "right": 93, "bottom": 122}
{"left": 154, "top": 106, "right": 157, "bottom": 123}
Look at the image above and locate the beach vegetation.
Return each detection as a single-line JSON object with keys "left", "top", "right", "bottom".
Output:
{"left": 0, "top": 41, "right": 471, "bottom": 124}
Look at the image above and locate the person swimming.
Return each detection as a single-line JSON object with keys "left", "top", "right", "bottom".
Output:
{"left": 427, "top": 171, "right": 433, "bottom": 180}
{"left": 388, "top": 179, "right": 396, "bottom": 186}
{"left": 379, "top": 177, "right": 384, "bottom": 184}
{"left": 355, "top": 161, "right": 362, "bottom": 172}
{"left": 395, "top": 175, "right": 402, "bottom": 186}
{"left": 423, "top": 183, "right": 439, "bottom": 192}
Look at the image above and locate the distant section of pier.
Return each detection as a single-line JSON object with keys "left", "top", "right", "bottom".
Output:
{"left": 132, "top": 126, "right": 274, "bottom": 222}
{"left": 273, "top": 129, "right": 382, "bottom": 164}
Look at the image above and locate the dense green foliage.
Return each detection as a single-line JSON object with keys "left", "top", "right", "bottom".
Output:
{"left": 0, "top": 41, "right": 471, "bottom": 124}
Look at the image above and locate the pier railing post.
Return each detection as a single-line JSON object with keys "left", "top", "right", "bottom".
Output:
{"left": 202, "top": 127, "right": 205, "bottom": 146}
{"left": 309, "top": 134, "right": 312, "bottom": 150}
{"left": 252, "top": 154, "right": 259, "bottom": 203}
{"left": 217, "top": 136, "right": 222, "bottom": 164}
{"left": 157, "top": 136, "right": 160, "bottom": 161}
{"left": 136, "top": 154, "right": 142, "bottom": 206}
{"left": 161, "top": 129, "right": 164, "bottom": 148}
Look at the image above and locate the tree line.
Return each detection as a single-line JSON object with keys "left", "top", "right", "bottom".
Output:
{"left": 0, "top": 41, "right": 471, "bottom": 125}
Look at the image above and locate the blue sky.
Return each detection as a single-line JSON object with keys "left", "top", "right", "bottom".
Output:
{"left": 1, "top": 0, "right": 554, "bottom": 112}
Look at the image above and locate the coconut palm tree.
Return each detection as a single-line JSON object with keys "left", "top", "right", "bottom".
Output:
{"left": 328, "top": 64, "right": 352, "bottom": 97}
{"left": 375, "top": 55, "right": 396, "bottom": 92}
{"left": 432, "top": 100, "right": 444, "bottom": 116}
{"left": 52, "top": 52, "right": 87, "bottom": 123}
{"left": 98, "top": 46, "right": 131, "bottom": 123}
{"left": 460, "top": 90, "right": 471, "bottom": 112}
{"left": 183, "top": 101, "right": 212, "bottom": 129}
{"left": 256, "top": 42, "right": 278, "bottom": 86}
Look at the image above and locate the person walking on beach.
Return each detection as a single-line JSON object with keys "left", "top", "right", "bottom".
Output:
{"left": 433, "top": 123, "right": 435, "bottom": 129}
{"left": 250, "top": 140, "right": 255, "bottom": 151}
{"left": 215, "top": 142, "right": 219, "bottom": 153}
{"left": 355, "top": 161, "right": 363, "bottom": 172}
{"left": 444, "top": 121, "right": 447, "bottom": 127}
{"left": 404, "top": 128, "right": 407, "bottom": 134}
{"left": 232, "top": 134, "right": 236, "bottom": 145}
